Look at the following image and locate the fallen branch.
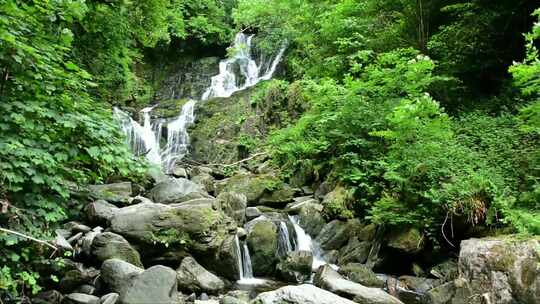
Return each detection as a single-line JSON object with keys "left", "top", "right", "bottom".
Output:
{"left": 441, "top": 212, "right": 455, "bottom": 248}
{"left": 206, "top": 152, "right": 268, "bottom": 168}
{"left": 0, "top": 227, "right": 57, "bottom": 250}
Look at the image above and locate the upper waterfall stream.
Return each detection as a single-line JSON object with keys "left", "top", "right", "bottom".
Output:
{"left": 114, "top": 33, "right": 285, "bottom": 173}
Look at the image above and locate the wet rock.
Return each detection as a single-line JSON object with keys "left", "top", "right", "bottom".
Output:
{"left": 399, "top": 276, "right": 441, "bottom": 294}
{"left": 149, "top": 178, "right": 210, "bottom": 204}
{"left": 315, "top": 265, "right": 403, "bottom": 304}
{"left": 192, "top": 172, "right": 216, "bottom": 194}
{"left": 81, "top": 230, "right": 100, "bottom": 256}
{"left": 64, "top": 222, "right": 92, "bottom": 234}
{"left": 339, "top": 263, "right": 385, "bottom": 288}
{"left": 245, "top": 207, "right": 262, "bottom": 220}
{"left": 220, "top": 295, "right": 248, "bottom": 304}
{"left": 337, "top": 237, "right": 371, "bottom": 265}
{"left": 424, "top": 281, "right": 456, "bottom": 304}
{"left": 218, "top": 192, "right": 247, "bottom": 224}
{"left": 252, "top": 284, "right": 357, "bottom": 304}
{"left": 172, "top": 166, "right": 189, "bottom": 178}
{"left": 128, "top": 195, "right": 154, "bottom": 205}
{"left": 63, "top": 293, "right": 100, "bottom": 304}
{"left": 296, "top": 202, "right": 325, "bottom": 237}
{"left": 258, "top": 184, "right": 295, "bottom": 208}
{"left": 217, "top": 235, "right": 242, "bottom": 280}
{"left": 100, "top": 293, "right": 119, "bottom": 304}
{"left": 88, "top": 182, "right": 132, "bottom": 204}
{"left": 285, "top": 198, "right": 318, "bottom": 214}
{"left": 429, "top": 260, "right": 458, "bottom": 282}
{"left": 86, "top": 200, "right": 119, "bottom": 225}
{"left": 387, "top": 227, "right": 425, "bottom": 255}
{"left": 32, "top": 290, "right": 63, "bottom": 304}
{"left": 246, "top": 219, "right": 278, "bottom": 276}
{"left": 277, "top": 250, "right": 313, "bottom": 283}
{"left": 220, "top": 291, "right": 250, "bottom": 304}
{"left": 100, "top": 259, "right": 144, "bottom": 294}
{"left": 91, "top": 232, "right": 142, "bottom": 267}
{"left": 73, "top": 284, "right": 96, "bottom": 295}
{"left": 176, "top": 256, "right": 225, "bottom": 294}
{"left": 315, "top": 220, "right": 351, "bottom": 250}
{"left": 452, "top": 237, "right": 540, "bottom": 304}
{"left": 59, "top": 265, "right": 99, "bottom": 293}
{"left": 55, "top": 234, "right": 74, "bottom": 251}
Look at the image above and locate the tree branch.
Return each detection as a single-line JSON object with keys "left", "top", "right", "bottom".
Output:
{"left": 206, "top": 152, "right": 268, "bottom": 168}
{"left": 0, "top": 227, "right": 57, "bottom": 250}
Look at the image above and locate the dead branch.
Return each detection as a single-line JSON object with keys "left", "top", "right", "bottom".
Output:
{"left": 0, "top": 227, "right": 57, "bottom": 250}
{"left": 206, "top": 152, "right": 268, "bottom": 168}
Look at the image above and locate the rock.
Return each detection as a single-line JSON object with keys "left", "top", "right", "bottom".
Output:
{"left": 246, "top": 219, "right": 278, "bottom": 276}
{"left": 86, "top": 200, "right": 119, "bottom": 225}
{"left": 55, "top": 234, "right": 74, "bottom": 251}
{"left": 315, "top": 265, "right": 403, "bottom": 304}
{"left": 297, "top": 202, "right": 325, "bottom": 236}
{"left": 218, "top": 192, "right": 247, "bottom": 224}
{"left": 100, "top": 293, "right": 119, "bottom": 304}
{"left": 285, "top": 198, "right": 318, "bottom": 214}
{"left": 452, "top": 237, "right": 540, "bottom": 304}
{"left": 73, "top": 284, "right": 96, "bottom": 295}
{"left": 424, "top": 281, "right": 456, "bottom": 304}
{"left": 315, "top": 220, "right": 351, "bottom": 250}
{"left": 32, "top": 290, "right": 63, "bottom": 304}
{"left": 337, "top": 237, "right": 371, "bottom": 265}
{"left": 277, "top": 250, "right": 313, "bottom": 283}
{"left": 68, "top": 232, "right": 83, "bottom": 244}
{"left": 64, "top": 222, "right": 92, "bottom": 234}
{"left": 200, "top": 293, "right": 210, "bottom": 300}
{"left": 387, "top": 227, "right": 425, "bottom": 254}
{"left": 258, "top": 184, "right": 295, "bottom": 208}
{"left": 237, "top": 228, "right": 247, "bottom": 238}
{"left": 63, "top": 293, "right": 100, "bottom": 304}
{"left": 128, "top": 195, "right": 154, "bottom": 205}
{"left": 100, "top": 259, "right": 144, "bottom": 294}
{"left": 91, "top": 232, "right": 142, "bottom": 267}
{"left": 430, "top": 260, "right": 458, "bottom": 282}
{"left": 215, "top": 173, "right": 291, "bottom": 207}
{"left": 339, "top": 263, "right": 385, "bottom": 288}
{"left": 321, "top": 186, "right": 353, "bottom": 219}
{"left": 245, "top": 207, "right": 262, "bottom": 220}
{"left": 176, "top": 256, "right": 225, "bottom": 294}
{"left": 88, "top": 182, "right": 132, "bottom": 203}
{"left": 301, "top": 186, "right": 314, "bottom": 195}
{"left": 315, "top": 180, "right": 335, "bottom": 200}
{"left": 252, "top": 284, "right": 357, "bottom": 304}
{"left": 221, "top": 291, "right": 250, "bottom": 304}
{"left": 81, "top": 231, "right": 100, "bottom": 256}
{"left": 149, "top": 178, "right": 210, "bottom": 204}
{"left": 59, "top": 265, "right": 99, "bottom": 293}
{"left": 217, "top": 235, "right": 242, "bottom": 280}
{"left": 192, "top": 172, "right": 216, "bottom": 194}
{"left": 220, "top": 295, "right": 248, "bottom": 304}
{"left": 357, "top": 223, "right": 377, "bottom": 242}
{"left": 121, "top": 265, "right": 178, "bottom": 304}
{"left": 398, "top": 276, "right": 440, "bottom": 293}
{"left": 172, "top": 166, "right": 189, "bottom": 178}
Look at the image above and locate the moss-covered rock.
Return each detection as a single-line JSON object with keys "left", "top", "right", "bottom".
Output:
{"left": 387, "top": 227, "right": 425, "bottom": 254}
{"left": 246, "top": 220, "right": 278, "bottom": 276}
{"left": 216, "top": 173, "right": 292, "bottom": 207}
{"left": 321, "top": 186, "right": 354, "bottom": 220}
{"left": 91, "top": 232, "right": 143, "bottom": 267}
{"left": 276, "top": 251, "right": 313, "bottom": 283}
{"left": 338, "top": 263, "right": 385, "bottom": 288}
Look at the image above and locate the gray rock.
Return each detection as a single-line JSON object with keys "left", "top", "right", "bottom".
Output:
{"left": 63, "top": 293, "right": 100, "bottom": 304}
{"left": 386, "top": 227, "right": 425, "bottom": 254}
{"left": 81, "top": 231, "right": 100, "bottom": 256}
{"left": 32, "top": 290, "right": 63, "bottom": 304}
{"left": 59, "top": 264, "right": 99, "bottom": 293}
{"left": 73, "top": 284, "right": 96, "bottom": 295}
{"left": 296, "top": 202, "right": 325, "bottom": 237}
{"left": 55, "top": 234, "right": 74, "bottom": 251}
{"left": 149, "top": 178, "right": 209, "bottom": 204}
{"left": 245, "top": 207, "right": 262, "bottom": 220}
{"left": 285, "top": 198, "right": 318, "bottom": 214}
{"left": 218, "top": 192, "right": 247, "bottom": 224}
{"left": 172, "top": 166, "right": 189, "bottom": 178}
{"left": 429, "top": 260, "right": 458, "bottom": 282}
{"left": 301, "top": 186, "right": 314, "bottom": 195}
{"left": 338, "top": 237, "right": 371, "bottom": 265}
{"left": 277, "top": 250, "right": 313, "bottom": 283}
{"left": 220, "top": 295, "right": 248, "bottom": 304}
{"left": 315, "top": 265, "right": 403, "bottom": 304}
{"left": 86, "top": 200, "right": 119, "bottom": 225}
{"left": 120, "top": 265, "right": 178, "bottom": 304}
{"left": 100, "top": 293, "right": 119, "bottom": 304}
{"left": 315, "top": 220, "right": 351, "bottom": 250}
{"left": 246, "top": 219, "right": 278, "bottom": 276}
{"left": 91, "top": 232, "right": 142, "bottom": 267}
{"left": 451, "top": 237, "right": 540, "bottom": 304}
{"left": 217, "top": 235, "right": 242, "bottom": 281}
{"left": 252, "top": 284, "right": 357, "bottom": 304}
{"left": 176, "top": 256, "right": 225, "bottom": 294}
{"left": 128, "top": 195, "right": 154, "bottom": 205}
{"left": 425, "top": 281, "right": 456, "bottom": 304}
{"left": 88, "top": 182, "right": 132, "bottom": 203}
{"left": 339, "top": 263, "right": 385, "bottom": 288}
{"left": 191, "top": 172, "right": 216, "bottom": 194}
{"left": 64, "top": 222, "right": 92, "bottom": 234}
{"left": 100, "top": 259, "right": 144, "bottom": 295}
{"left": 398, "top": 276, "right": 441, "bottom": 294}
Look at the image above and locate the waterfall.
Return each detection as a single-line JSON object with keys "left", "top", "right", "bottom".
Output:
{"left": 115, "top": 32, "right": 285, "bottom": 173}
{"left": 242, "top": 243, "right": 254, "bottom": 279}
{"left": 234, "top": 235, "right": 244, "bottom": 280}
{"left": 277, "top": 221, "right": 293, "bottom": 257}
{"left": 289, "top": 215, "right": 338, "bottom": 271}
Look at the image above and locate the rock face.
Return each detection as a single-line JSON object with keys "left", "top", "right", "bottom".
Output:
{"left": 101, "top": 259, "right": 177, "bottom": 304}
{"left": 315, "top": 220, "right": 351, "bottom": 250}
{"left": 86, "top": 200, "right": 119, "bottom": 225}
{"left": 91, "top": 232, "right": 142, "bottom": 267}
{"left": 276, "top": 251, "right": 313, "bottom": 283}
{"left": 338, "top": 237, "right": 371, "bottom": 265}
{"left": 452, "top": 237, "right": 540, "bottom": 304}
{"left": 315, "top": 265, "right": 403, "bottom": 304}
{"left": 246, "top": 220, "right": 278, "bottom": 276}
{"left": 149, "top": 178, "right": 209, "bottom": 204}
{"left": 252, "top": 284, "right": 357, "bottom": 304}
{"left": 217, "top": 235, "right": 242, "bottom": 281}
{"left": 176, "top": 257, "right": 225, "bottom": 294}
{"left": 218, "top": 192, "right": 247, "bottom": 224}
{"left": 88, "top": 182, "right": 132, "bottom": 203}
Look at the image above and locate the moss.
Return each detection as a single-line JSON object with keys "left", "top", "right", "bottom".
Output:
{"left": 152, "top": 228, "right": 192, "bottom": 248}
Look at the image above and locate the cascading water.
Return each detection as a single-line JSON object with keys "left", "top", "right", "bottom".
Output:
{"left": 234, "top": 235, "right": 245, "bottom": 280}
{"left": 277, "top": 221, "right": 294, "bottom": 258}
{"left": 115, "top": 32, "right": 285, "bottom": 173}
{"left": 242, "top": 243, "right": 254, "bottom": 279}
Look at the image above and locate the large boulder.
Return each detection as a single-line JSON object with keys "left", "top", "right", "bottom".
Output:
{"left": 315, "top": 220, "right": 351, "bottom": 250}
{"left": 149, "top": 178, "right": 210, "bottom": 204}
{"left": 217, "top": 235, "right": 242, "bottom": 281}
{"left": 63, "top": 293, "right": 100, "bottom": 304}
{"left": 176, "top": 257, "right": 225, "bottom": 294}
{"left": 246, "top": 219, "right": 278, "bottom": 276}
{"left": 451, "top": 237, "right": 540, "bottom": 304}
{"left": 192, "top": 172, "right": 216, "bottom": 194}
{"left": 101, "top": 259, "right": 177, "bottom": 304}
{"left": 86, "top": 200, "right": 118, "bottom": 225}
{"left": 296, "top": 202, "right": 325, "bottom": 237}
{"left": 88, "top": 182, "right": 132, "bottom": 203}
{"left": 276, "top": 251, "right": 313, "bottom": 283}
{"left": 339, "top": 263, "right": 385, "bottom": 288}
{"left": 338, "top": 237, "right": 371, "bottom": 265}
{"left": 314, "top": 265, "right": 403, "bottom": 304}
{"left": 109, "top": 200, "right": 233, "bottom": 259}
{"left": 252, "top": 284, "right": 357, "bottom": 304}
{"left": 216, "top": 173, "right": 293, "bottom": 207}
{"left": 217, "top": 192, "right": 247, "bottom": 224}
{"left": 321, "top": 186, "right": 353, "bottom": 219}
{"left": 91, "top": 232, "right": 142, "bottom": 267}
{"left": 386, "top": 227, "right": 425, "bottom": 255}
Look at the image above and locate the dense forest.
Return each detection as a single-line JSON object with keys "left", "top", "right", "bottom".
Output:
{"left": 0, "top": 0, "right": 539, "bottom": 303}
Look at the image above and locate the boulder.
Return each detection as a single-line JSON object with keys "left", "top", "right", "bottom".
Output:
{"left": 245, "top": 207, "right": 262, "bottom": 220}
{"left": 149, "top": 178, "right": 209, "bottom": 204}
{"left": 451, "top": 237, "right": 540, "bottom": 304}
{"left": 252, "top": 284, "right": 357, "bottom": 304}
{"left": 216, "top": 173, "right": 292, "bottom": 207}
{"left": 285, "top": 198, "right": 318, "bottom": 214}
{"left": 315, "top": 265, "right": 403, "bottom": 304}
{"left": 176, "top": 256, "right": 225, "bottom": 294}
{"left": 64, "top": 222, "right": 91, "bottom": 234}
{"left": 429, "top": 260, "right": 458, "bottom": 282}
{"left": 101, "top": 259, "right": 144, "bottom": 295}
{"left": 192, "top": 172, "right": 216, "bottom": 194}
{"left": 59, "top": 264, "right": 99, "bottom": 293}
{"left": 246, "top": 220, "right": 278, "bottom": 276}
{"left": 220, "top": 296, "right": 248, "bottom": 304}
{"left": 217, "top": 235, "right": 242, "bottom": 280}
{"left": 258, "top": 185, "right": 295, "bottom": 208}
{"left": 321, "top": 186, "right": 353, "bottom": 219}
{"left": 172, "top": 166, "right": 189, "bottom": 178}
{"left": 218, "top": 192, "right": 247, "bottom": 224}
{"left": 315, "top": 220, "right": 351, "bottom": 250}
{"left": 221, "top": 291, "right": 250, "bottom": 304}
{"left": 339, "top": 263, "right": 385, "bottom": 288}
{"left": 100, "top": 293, "right": 119, "bottom": 304}
{"left": 86, "top": 200, "right": 118, "bottom": 225}
{"left": 424, "top": 281, "right": 457, "bottom": 304}
{"left": 62, "top": 293, "right": 100, "bottom": 304}
{"left": 387, "top": 227, "right": 425, "bottom": 254}
{"left": 338, "top": 237, "right": 371, "bottom": 265}
{"left": 91, "top": 232, "right": 142, "bottom": 267}
{"left": 32, "top": 290, "right": 63, "bottom": 304}
{"left": 88, "top": 182, "right": 132, "bottom": 203}
{"left": 296, "top": 202, "right": 325, "bottom": 237}
{"left": 277, "top": 250, "right": 313, "bottom": 283}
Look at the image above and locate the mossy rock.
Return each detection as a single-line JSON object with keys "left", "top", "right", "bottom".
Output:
{"left": 246, "top": 220, "right": 278, "bottom": 276}
{"left": 387, "top": 227, "right": 425, "bottom": 254}
{"left": 321, "top": 186, "right": 354, "bottom": 220}
{"left": 338, "top": 263, "right": 385, "bottom": 288}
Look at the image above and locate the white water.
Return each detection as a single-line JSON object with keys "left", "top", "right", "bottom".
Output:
{"left": 234, "top": 235, "right": 244, "bottom": 280}
{"left": 115, "top": 32, "right": 285, "bottom": 172}
{"left": 277, "top": 221, "right": 294, "bottom": 257}
{"left": 242, "top": 243, "right": 254, "bottom": 279}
